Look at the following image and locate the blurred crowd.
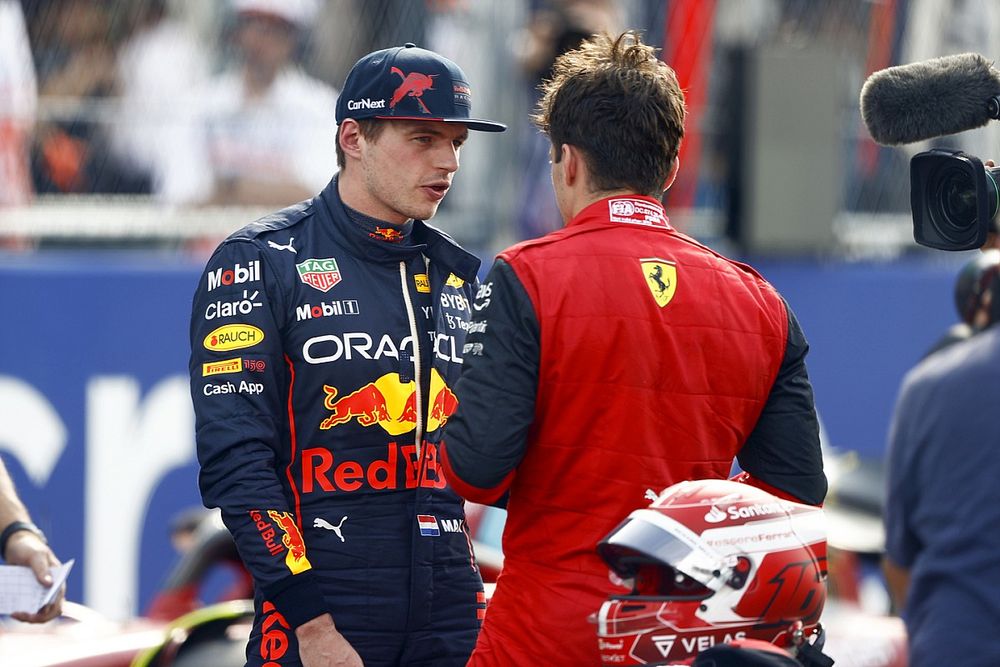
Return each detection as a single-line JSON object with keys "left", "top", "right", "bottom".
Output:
{"left": 9, "top": 0, "right": 340, "bottom": 207}
{"left": 2, "top": 0, "right": 1000, "bottom": 251}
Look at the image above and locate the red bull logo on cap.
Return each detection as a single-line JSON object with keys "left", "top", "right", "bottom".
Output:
{"left": 390, "top": 67, "right": 437, "bottom": 114}
{"left": 267, "top": 510, "right": 312, "bottom": 575}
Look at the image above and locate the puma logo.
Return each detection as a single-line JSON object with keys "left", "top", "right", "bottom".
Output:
{"left": 268, "top": 237, "right": 296, "bottom": 253}
{"left": 313, "top": 515, "right": 347, "bottom": 542}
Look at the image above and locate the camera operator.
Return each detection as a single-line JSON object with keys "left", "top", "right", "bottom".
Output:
{"left": 884, "top": 237, "right": 1000, "bottom": 665}
{"left": 862, "top": 53, "right": 1000, "bottom": 665}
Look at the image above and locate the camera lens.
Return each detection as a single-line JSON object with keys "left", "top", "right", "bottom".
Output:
{"left": 939, "top": 169, "right": 977, "bottom": 227}
{"left": 933, "top": 167, "right": 979, "bottom": 244}
{"left": 911, "top": 150, "right": 1000, "bottom": 251}
{"left": 929, "top": 166, "right": 1000, "bottom": 246}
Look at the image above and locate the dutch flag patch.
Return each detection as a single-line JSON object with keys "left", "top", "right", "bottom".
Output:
{"left": 417, "top": 514, "right": 440, "bottom": 537}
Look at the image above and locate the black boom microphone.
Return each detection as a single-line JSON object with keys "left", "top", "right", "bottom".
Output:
{"left": 860, "top": 53, "right": 1000, "bottom": 145}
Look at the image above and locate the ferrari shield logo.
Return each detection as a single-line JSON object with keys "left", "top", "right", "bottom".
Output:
{"left": 640, "top": 258, "right": 677, "bottom": 308}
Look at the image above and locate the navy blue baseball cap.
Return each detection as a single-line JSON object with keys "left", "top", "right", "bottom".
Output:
{"left": 336, "top": 43, "right": 506, "bottom": 132}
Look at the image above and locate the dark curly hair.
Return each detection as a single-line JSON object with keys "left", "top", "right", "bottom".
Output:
{"left": 533, "top": 31, "right": 686, "bottom": 197}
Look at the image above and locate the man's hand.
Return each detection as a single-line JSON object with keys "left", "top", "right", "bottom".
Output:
{"left": 296, "top": 613, "right": 364, "bottom": 667}
{"left": 5, "top": 531, "right": 63, "bottom": 623}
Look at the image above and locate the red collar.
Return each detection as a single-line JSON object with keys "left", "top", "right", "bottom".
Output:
{"left": 567, "top": 194, "right": 671, "bottom": 230}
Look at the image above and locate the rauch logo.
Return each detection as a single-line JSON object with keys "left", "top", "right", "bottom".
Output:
{"left": 203, "top": 324, "right": 264, "bottom": 352}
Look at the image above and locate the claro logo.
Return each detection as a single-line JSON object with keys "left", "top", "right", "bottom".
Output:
{"left": 203, "top": 324, "right": 264, "bottom": 352}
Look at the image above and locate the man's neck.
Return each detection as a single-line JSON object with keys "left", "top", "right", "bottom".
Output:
{"left": 565, "top": 187, "right": 640, "bottom": 222}
{"left": 337, "top": 172, "right": 410, "bottom": 226}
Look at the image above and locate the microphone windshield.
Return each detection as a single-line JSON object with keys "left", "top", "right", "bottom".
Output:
{"left": 860, "top": 53, "right": 1000, "bottom": 145}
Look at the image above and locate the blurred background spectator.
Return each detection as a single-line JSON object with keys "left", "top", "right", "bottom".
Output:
{"left": 109, "top": 0, "right": 209, "bottom": 204}
{"left": 0, "top": 0, "right": 37, "bottom": 206}
{"left": 6, "top": 0, "right": 982, "bottom": 257}
{"left": 179, "top": 0, "right": 338, "bottom": 207}
{"left": 24, "top": 0, "right": 148, "bottom": 195}
{"left": 512, "top": 0, "right": 621, "bottom": 239}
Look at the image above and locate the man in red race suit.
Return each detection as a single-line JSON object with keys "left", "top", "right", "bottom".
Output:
{"left": 441, "top": 31, "right": 826, "bottom": 667}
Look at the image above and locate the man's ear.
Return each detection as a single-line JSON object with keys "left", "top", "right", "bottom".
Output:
{"left": 561, "top": 144, "right": 581, "bottom": 187}
{"left": 339, "top": 120, "right": 364, "bottom": 162}
{"left": 662, "top": 156, "right": 680, "bottom": 192}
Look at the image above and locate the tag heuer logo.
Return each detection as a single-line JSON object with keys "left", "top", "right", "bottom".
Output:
{"left": 297, "top": 258, "right": 342, "bottom": 293}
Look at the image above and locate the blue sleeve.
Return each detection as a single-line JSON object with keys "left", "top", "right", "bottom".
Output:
{"left": 189, "top": 239, "right": 325, "bottom": 628}
{"left": 442, "top": 259, "right": 539, "bottom": 505}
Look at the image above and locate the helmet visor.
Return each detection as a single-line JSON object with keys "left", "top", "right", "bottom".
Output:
{"left": 599, "top": 509, "right": 731, "bottom": 593}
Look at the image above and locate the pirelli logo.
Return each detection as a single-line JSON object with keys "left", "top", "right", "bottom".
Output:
{"left": 203, "top": 357, "right": 242, "bottom": 377}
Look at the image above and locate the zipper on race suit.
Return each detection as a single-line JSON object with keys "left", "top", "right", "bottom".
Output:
{"left": 399, "top": 261, "right": 424, "bottom": 457}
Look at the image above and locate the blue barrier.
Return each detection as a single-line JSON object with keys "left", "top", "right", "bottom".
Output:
{"left": 0, "top": 251, "right": 965, "bottom": 618}
{"left": 757, "top": 257, "right": 964, "bottom": 457}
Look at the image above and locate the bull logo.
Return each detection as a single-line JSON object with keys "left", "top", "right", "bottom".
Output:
{"left": 267, "top": 510, "right": 312, "bottom": 574}
{"left": 319, "top": 370, "right": 457, "bottom": 434}
{"left": 390, "top": 67, "right": 437, "bottom": 114}
{"left": 370, "top": 226, "right": 404, "bottom": 242}
{"left": 320, "top": 383, "right": 391, "bottom": 429}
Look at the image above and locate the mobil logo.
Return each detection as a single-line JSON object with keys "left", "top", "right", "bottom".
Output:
{"left": 207, "top": 260, "right": 260, "bottom": 291}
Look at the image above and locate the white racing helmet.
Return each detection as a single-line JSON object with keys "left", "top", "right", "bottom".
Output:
{"left": 593, "top": 479, "right": 828, "bottom": 666}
